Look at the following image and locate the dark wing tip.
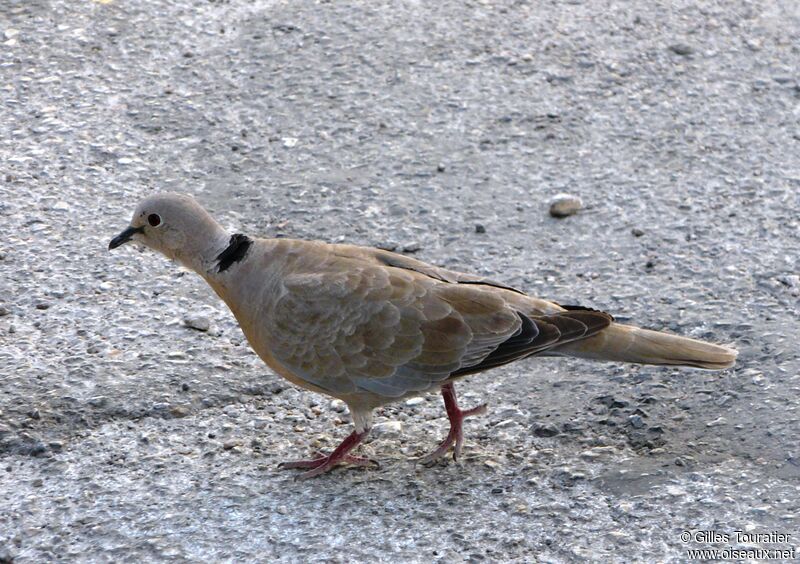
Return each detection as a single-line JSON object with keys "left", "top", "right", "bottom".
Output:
{"left": 450, "top": 308, "right": 613, "bottom": 378}
{"left": 556, "top": 303, "right": 615, "bottom": 322}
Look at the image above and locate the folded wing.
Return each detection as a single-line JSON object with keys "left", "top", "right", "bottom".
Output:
{"left": 267, "top": 254, "right": 612, "bottom": 400}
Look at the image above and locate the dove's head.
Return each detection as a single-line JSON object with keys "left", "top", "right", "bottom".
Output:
{"left": 109, "top": 193, "right": 228, "bottom": 268}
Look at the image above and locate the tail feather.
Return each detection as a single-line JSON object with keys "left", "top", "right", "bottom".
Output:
{"left": 552, "top": 323, "right": 737, "bottom": 370}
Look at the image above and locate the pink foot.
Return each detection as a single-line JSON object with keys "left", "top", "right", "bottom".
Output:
{"left": 418, "top": 383, "right": 487, "bottom": 464}
{"left": 278, "top": 430, "right": 378, "bottom": 480}
{"left": 278, "top": 454, "right": 377, "bottom": 470}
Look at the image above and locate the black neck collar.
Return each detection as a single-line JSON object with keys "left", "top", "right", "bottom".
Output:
{"left": 216, "top": 234, "right": 252, "bottom": 272}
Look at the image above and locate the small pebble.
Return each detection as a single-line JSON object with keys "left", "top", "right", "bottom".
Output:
{"left": 372, "top": 421, "right": 403, "bottom": 437}
{"left": 170, "top": 406, "right": 190, "bottom": 418}
{"left": 531, "top": 423, "right": 559, "bottom": 437}
{"left": 595, "top": 395, "right": 628, "bottom": 409}
{"left": 30, "top": 443, "right": 48, "bottom": 457}
{"left": 744, "top": 38, "right": 762, "bottom": 51}
{"left": 668, "top": 43, "right": 694, "bottom": 56}
{"left": 88, "top": 396, "right": 108, "bottom": 408}
{"left": 405, "top": 397, "right": 425, "bottom": 406}
{"left": 222, "top": 440, "right": 240, "bottom": 450}
{"left": 778, "top": 274, "right": 799, "bottom": 288}
{"left": 493, "top": 419, "right": 515, "bottom": 429}
{"left": 475, "top": 224, "right": 486, "bottom": 234}
{"left": 629, "top": 415, "right": 645, "bottom": 429}
{"left": 631, "top": 228, "right": 645, "bottom": 237}
{"left": 548, "top": 194, "right": 582, "bottom": 218}
{"left": 581, "top": 446, "right": 616, "bottom": 459}
{"left": 665, "top": 485, "right": 686, "bottom": 496}
{"left": 184, "top": 314, "right": 211, "bottom": 332}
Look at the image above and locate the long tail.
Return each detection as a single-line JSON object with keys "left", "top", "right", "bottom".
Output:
{"left": 552, "top": 323, "right": 737, "bottom": 370}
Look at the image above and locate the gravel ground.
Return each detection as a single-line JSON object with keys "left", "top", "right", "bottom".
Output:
{"left": 1, "top": 0, "right": 799, "bottom": 562}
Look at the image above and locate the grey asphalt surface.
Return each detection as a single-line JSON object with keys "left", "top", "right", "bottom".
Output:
{"left": 1, "top": 0, "right": 799, "bottom": 562}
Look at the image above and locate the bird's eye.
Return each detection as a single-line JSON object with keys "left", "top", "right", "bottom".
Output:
{"left": 148, "top": 213, "right": 162, "bottom": 227}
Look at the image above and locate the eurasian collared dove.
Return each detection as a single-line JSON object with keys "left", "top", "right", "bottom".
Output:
{"left": 109, "top": 194, "right": 737, "bottom": 479}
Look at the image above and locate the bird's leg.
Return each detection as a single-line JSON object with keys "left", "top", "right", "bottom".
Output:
{"left": 419, "top": 383, "right": 487, "bottom": 464}
{"left": 278, "top": 429, "right": 378, "bottom": 480}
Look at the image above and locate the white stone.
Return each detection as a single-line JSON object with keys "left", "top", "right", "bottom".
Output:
{"left": 549, "top": 193, "right": 582, "bottom": 218}
{"left": 372, "top": 421, "right": 403, "bottom": 437}
{"left": 666, "top": 485, "right": 686, "bottom": 496}
{"left": 183, "top": 314, "right": 210, "bottom": 332}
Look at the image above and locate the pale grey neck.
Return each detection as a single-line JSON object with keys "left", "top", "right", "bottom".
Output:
{"left": 176, "top": 226, "right": 231, "bottom": 275}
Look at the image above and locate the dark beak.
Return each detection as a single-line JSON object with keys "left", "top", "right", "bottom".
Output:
{"left": 108, "top": 225, "right": 144, "bottom": 250}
